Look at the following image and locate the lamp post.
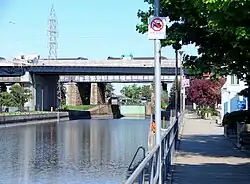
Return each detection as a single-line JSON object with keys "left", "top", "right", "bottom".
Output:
{"left": 179, "top": 51, "right": 184, "bottom": 112}
{"left": 41, "top": 87, "right": 44, "bottom": 111}
{"left": 173, "top": 43, "right": 181, "bottom": 119}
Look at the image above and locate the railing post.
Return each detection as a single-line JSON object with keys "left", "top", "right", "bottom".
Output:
{"left": 175, "top": 117, "right": 179, "bottom": 149}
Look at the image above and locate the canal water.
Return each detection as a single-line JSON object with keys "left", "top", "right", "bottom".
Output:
{"left": 0, "top": 118, "right": 150, "bottom": 184}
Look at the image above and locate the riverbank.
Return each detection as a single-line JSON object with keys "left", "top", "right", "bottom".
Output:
{"left": 0, "top": 112, "right": 69, "bottom": 124}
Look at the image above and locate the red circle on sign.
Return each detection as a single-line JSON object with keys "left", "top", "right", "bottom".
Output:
{"left": 150, "top": 18, "right": 164, "bottom": 32}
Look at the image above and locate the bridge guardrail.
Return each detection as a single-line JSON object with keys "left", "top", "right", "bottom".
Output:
{"left": 125, "top": 113, "right": 184, "bottom": 184}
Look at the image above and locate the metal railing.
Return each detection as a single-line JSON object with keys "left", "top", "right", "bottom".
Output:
{"left": 125, "top": 113, "right": 184, "bottom": 184}
{"left": 127, "top": 146, "right": 146, "bottom": 178}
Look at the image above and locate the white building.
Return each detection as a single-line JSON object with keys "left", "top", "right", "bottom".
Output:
{"left": 221, "top": 75, "right": 247, "bottom": 119}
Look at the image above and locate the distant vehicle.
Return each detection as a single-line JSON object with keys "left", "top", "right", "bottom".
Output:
{"left": 14, "top": 54, "right": 40, "bottom": 63}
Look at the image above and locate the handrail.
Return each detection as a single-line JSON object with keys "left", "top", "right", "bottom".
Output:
{"left": 125, "top": 113, "right": 183, "bottom": 184}
{"left": 127, "top": 146, "right": 146, "bottom": 172}
{"left": 125, "top": 145, "right": 159, "bottom": 184}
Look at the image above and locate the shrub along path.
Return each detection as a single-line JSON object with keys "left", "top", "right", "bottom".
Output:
{"left": 172, "top": 112, "right": 250, "bottom": 184}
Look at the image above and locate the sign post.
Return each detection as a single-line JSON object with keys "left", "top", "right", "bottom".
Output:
{"left": 149, "top": 1, "right": 166, "bottom": 183}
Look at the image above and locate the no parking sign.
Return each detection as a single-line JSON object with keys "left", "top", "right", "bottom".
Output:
{"left": 148, "top": 17, "right": 167, "bottom": 40}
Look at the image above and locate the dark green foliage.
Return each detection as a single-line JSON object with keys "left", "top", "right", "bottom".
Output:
{"left": 120, "top": 84, "right": 151, "bottom": 100}
{"left": 105, "top": 83, "right": 115, "bottom": 98}
{"left": 0, "top": 83, "right": 32, "bottom": 107}
{"left": 168, "top": 79, "right": 180, "bottom": 109}
{"left": 136, "top": 0, "right": 250, "bottom": 81}
{"left": 222, "top": 110, "right": 249, "bottom": 127}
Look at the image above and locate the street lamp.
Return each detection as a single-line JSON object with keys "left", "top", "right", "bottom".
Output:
{"left": 173, "top": 43, "right": 182, "bottom": 119}
{"left": 41, "top": 87, "right": 44, "bottom": 111}
{"left": 179, "top": 51, "right": 185, "bottom": 112}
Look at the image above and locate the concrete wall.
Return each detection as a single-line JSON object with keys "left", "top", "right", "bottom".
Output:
{"left": 0, "top": 112, "right": 69, "bottom": 124}
{"left": 120, "top": 105, "right": 146, "bottom": 116}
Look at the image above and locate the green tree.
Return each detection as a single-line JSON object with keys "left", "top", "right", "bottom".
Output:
{"left": 10, "top": 83, "right": 32, "bottom": 107}
{"left": 136, "top": 0, "right": 250, "bottom": 107}
{"left": 60, "top": 85, "right": 66, "bottom": 106}
{"left": 120, "top": 84, "right": 152, "bottom": 100}
{"left": 0, "top": 92, "right": 15, "bottom": 107}
{"left": 120, "top": 84, "right": 142, "bottom": 100}
{"left": 169, "top": 80, "right": 180, "bottom": 109}
{"left": 105, "top": 83, "right": 115, "bottom": 98}
{"left": 136, "top": 0, "right": 250, "bottom": 79}
{"left": 141, "top": 85, "right": 151, "bottom": 100}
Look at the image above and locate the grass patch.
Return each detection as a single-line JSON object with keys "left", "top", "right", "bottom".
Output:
{"left": 63, "top": 105, "right": 94, "bottom": 111}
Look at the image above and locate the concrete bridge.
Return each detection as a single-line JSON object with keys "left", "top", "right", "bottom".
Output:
{"left": 0, "top": 57, "right": 185, "bottom": 111}
{"left": 0, "top": 57, "right": 185, "bottom": 76}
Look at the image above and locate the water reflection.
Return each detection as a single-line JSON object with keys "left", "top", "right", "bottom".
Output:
{"left": 0, "top": 118, "right": 149, "bottom": 184}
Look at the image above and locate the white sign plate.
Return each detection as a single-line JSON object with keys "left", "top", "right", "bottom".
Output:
{"left": 148, "top": 17, "right": 167, "bottom": 40}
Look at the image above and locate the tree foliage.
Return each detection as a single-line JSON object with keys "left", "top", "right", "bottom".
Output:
{"left": 120, "top": 84, "right": 151, "bottom": 100}
{"left": 168, "top": 79, "right": 180, "bottom": 109}
{"left": 10, "top": 83, "right": 32, "bottom": 107}
{"left": 136, "top": 0, "right": 250, "bottom": 81}
{"left": 105, "top": 83, "right": 115, "bottom": 98}
{"left": 0, "top": 92, "right": 15, "bottom": 107}
{"left": 0, "top": 83, "right": 32, "bottom": 107}
{"left": 188, "top": 78, "right": 225, "bottom": 107}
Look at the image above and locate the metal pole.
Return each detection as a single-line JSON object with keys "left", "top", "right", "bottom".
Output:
{"left": 175, "top": 49, "right": 178, "bottom": 119}
{"left": 179, "top": 51, "right": 184, "bottom": 112}
{"left": 41, "top": 88, "right": 44, "bottom": 111}
{"left": 154, "top": 0, "right": 162, "bottom": 183}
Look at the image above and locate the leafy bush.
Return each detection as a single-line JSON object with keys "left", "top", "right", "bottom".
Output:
{"left": 198, "top": 108, "right": 218, "bottom": 119}
{"left": 222, "top": 110, "right": 249, "bottom": 128}
{"left": 161, "top": 101, "right": 168, "bottom": 109}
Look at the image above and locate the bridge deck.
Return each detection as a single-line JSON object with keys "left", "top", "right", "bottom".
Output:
{"left": 173, "top": 113, "right": 250, "bottom": 184}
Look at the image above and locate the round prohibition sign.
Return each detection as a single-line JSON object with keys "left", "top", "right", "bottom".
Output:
{"left": 150, "top": 18, "right": 164, "bottom": 31}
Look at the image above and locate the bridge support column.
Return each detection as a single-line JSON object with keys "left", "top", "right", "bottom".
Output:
{"left": 64, "top": 82, "right": 81, "bottom": 106}
{"left": 64, "top": 82, "right": 91, "bottom": 106}
{"left": 23, "top": 73, "right": 59, "bottom": 111}
{"left": 90, "top": 83, "right": 105, "bottom": 105}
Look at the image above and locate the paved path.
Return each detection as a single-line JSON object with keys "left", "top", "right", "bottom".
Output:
{"left": 173, "top": 113, "right": 250, "bottom": 184}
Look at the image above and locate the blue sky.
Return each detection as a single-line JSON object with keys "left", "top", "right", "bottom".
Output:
{"left": 0, "top": 0, "right": 197, "bottom": 94}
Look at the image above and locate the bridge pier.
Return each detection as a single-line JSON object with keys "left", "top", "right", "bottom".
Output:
{"left": 64, "top": 82, "right": 91, "bottom": 106}
{"left": 90, "top": 83, "right": 105, "bottom": 105}
{"left": 64, "top": 82, "right": 105, "bottom": 106}
{"left": 23, "top": 73, "right": 58, "bottom": 111}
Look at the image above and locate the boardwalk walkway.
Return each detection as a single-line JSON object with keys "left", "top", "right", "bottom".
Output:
{"left": 172, "top": 112, "right": 250, "bottom": 184}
